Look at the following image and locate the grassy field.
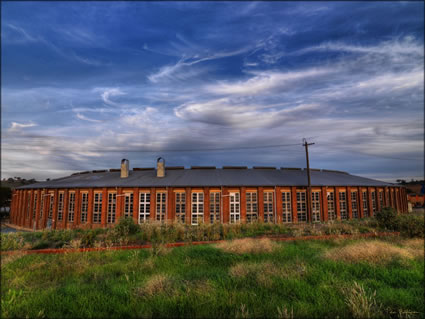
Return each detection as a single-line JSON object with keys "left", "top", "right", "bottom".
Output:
{"left": 2, "top": 236, "right": 424, "bottom": 318}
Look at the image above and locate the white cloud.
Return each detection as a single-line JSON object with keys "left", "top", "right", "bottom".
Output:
{"left": 205, "top": 68, "right": 333, "bottom": 95}
{"left": 92, "top": 88, "right": 126, "bottom": 106}
{"left": 75, "top": 113, "right": 103, "bottom": 123}
{"left": 8, "top": 122, "right": 37, "bottom": 132}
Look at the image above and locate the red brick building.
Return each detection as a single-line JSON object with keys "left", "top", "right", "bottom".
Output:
{"left": 10, "top": 159, "right": 408, "bottom": 230}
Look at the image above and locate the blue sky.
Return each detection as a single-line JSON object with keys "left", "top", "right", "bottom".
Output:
{"left": 1, "top": 1, "right": 424, "bottom": 182}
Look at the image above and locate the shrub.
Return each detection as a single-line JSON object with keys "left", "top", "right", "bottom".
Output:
{"left": 115, "top": 217, "right": 140, "bottom": 236}
{"left": 1, "top": 233, "right": 25, "bottom": 251}
{"left": 375, "top": 207, "right": 398, "bottom": 230}
{"left": 397, "top": 214, "right": 424, "bottom": 238}
{"left": 80, "top": 230, "right": 97, "bottom": 248}
{"left": 31, "top": 240, "right": 50, "bottom": 250}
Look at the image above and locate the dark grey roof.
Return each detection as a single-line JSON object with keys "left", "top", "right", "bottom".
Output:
{"left": 18, "top": 168, "right": 394, "bottom": 189}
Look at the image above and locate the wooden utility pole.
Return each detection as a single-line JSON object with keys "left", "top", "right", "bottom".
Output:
{"left": 303, "top": 138, "right": 315, "bottom": 222}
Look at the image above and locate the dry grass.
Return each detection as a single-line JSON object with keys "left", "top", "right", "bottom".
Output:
{"left": 229, "top": 260, "right": 307, "bottom": 287}
{"left": 136, "top": 274, "right": 174, "bottom": 297}
{"left": 325, "top": 240, "right": 415, "bottom": 264}
{"left": 343, "top": 281, "right": 382, "bottom": 318}
{"left": 402, "top": 239, "right": 424, "bottom": 259}
{"left": 216, "top": 238, "right": 277, "bottom": 254}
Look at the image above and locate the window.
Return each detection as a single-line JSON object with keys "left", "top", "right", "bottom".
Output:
{"left": 191, "top": 192, "right": 204, "bottom": 225}
{"left": 124, "top": 193, "right": 133, "bottom": 218}
{"left": 210, "top": 192, "right": 220, "bottom": 223}
{"left": 362, "top": 191, "right": 369, "bottom": 217}
{"left": 175, "top": 192, "right": 186, "bottom": 223}
{"left": 351, "top": 192, "right": 358, "bottom": 218}
{"left": 139, "top": 192, "right": 150, "bottom": 223}
{"left": 93, "top": 192, "right": 102, "bottom": 223}
{"left": 68, "top": 192, "right": 75, "bottom": 222}
{"left": 312, "top": 191, "right": 321, "bottom": 222}
{"left": 40, "top": 191, "right": 44, "bottom": 219}
{"left": 297, "top": 191, "right": 307, "bottom": 222}
{"left": 246, "top": 192, "right": 258, "bottom": 223}
{"left": 48, "top": 193, "right": 54, "bottom": 219}
{"left": 81, "top": 192, "right": 88, "bottom": 223}
{"left": 57, "top": 192, "right": 64, "bottom": 221}
{"left": 339, "top": 192, "right": 347, "bottom": 220}
{"left": 327, "top": 192, "right": 336, "bottom": 220}
{"left": 26, "top": 192, "right": 31, "bottom": 218}
{"left": 371, "top": 191, "right": 376, "bottom": 216}
{"left": 282, "top": 191, "right": 292, "bottom": 223}
{"left": 32, "top": 193, "right": 38, "bottom": 219}
{"left": 156, "top": 192, "right": 166, "bottom": 222}
{"left": 379, "top": 191, "right": 383, "bottom": 208}
{"left": 264, "top": 192, "right": 274, "bottom": 223}
{"left": 107, "top": 193, "right": 117, "bottom": 223}
{"left": 229, "top": 192, "right": 240, "bottom": 223}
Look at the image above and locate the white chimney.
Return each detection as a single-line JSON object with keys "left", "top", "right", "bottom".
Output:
{"left": 157, "top": 157, "right": 165, "bottom": 178}
{"left": 121, "top": 159, "right": 129, "bottom": 178}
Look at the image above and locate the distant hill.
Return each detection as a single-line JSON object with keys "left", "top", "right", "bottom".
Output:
{"left": 1, "top": 178, "right": 40, "bottom": 190}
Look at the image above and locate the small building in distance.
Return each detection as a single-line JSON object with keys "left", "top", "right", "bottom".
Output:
{"left": 10, "top": 158, "right": 408, "bottom": 230}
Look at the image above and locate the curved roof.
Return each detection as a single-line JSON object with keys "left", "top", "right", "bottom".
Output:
{"left": 18, "top": 168, "right": 394, "bottom": 189}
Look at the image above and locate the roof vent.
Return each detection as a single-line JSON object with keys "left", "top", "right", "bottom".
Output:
{"left": 121, "top": 159, "right": 129, "bottom": 178}
{"left": 222, "top": 166, "right": 248, "bottom": 169}
{"left": 157, "top": 157, "right": 165, "bottom": 178}
{"left": 191, "top": 166, "right": 216, "bottom": 170}
{"left": 253, "top": 166, "right": 276, "bottom": 170}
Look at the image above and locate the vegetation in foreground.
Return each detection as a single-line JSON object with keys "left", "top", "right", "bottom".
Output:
{"left": 2, "top": 209, "right": 423, "bottom": 252}
{"left": 1, "top": 236, "right": 423, "bottom": 318}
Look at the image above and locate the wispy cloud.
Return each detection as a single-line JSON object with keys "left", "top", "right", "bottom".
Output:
{"left": 75, "top": 113, "right": 104, "bottom": 123}
{"left": 8, "top": 122, "right": 37, "bottom": 132}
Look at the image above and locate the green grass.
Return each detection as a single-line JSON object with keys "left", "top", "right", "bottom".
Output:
{"left": 2, "top": 237, "right": 423, "bottom": 318}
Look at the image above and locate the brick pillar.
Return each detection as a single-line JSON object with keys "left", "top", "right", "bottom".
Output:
{"left": 258, "top": 187, "right": 264, "bottom": 222}
{"left": 240, "top": 187, "right": 247, "bottom": 223}
{"left": 101, "top": 188, "right": 108, "bottom": 227}
{"left": 87, "top": 189, "right": 94, "bottom": 227}
{"left": 347, "top": 187, "right": 353, "bottom": 219}
{"left": 368, "top": 187, "right": 374, "bottom": 217}
{"left": 395, "top": 188, "right": 400, "bottom": 213}
{"left": 358, "top": 188, "right": 364, "bottom": 219}
{"left": 149, "top": 188, "right": 155, "bottom": 222}
{"left": 18, "top": 191, "right": 23, "bottom": 226}
{"left": 376, "top": 189, "right": 381, "bottom": 213}
{"left": 186, "top": 187, "right": 191, "bottom": 225}
{"left": 116, "top": 188, "right": 123, "bottom": 221}
{"left": 35, "top": 190, "right": 41, "bottom": 229}
{"left": 321, "top": 187, "right": 328, "bottom": 221}
{"left": 28, "top": 191, "right": 34, "bottom": 229}
{"left": 276, "top": 187, "right": 282, "bottom": 223}
{"left": 42, "top": 190, "right": 49, "bottom": 229}
{"left": 167, "top": 188, "right": 174, "bottom": 222}
{"left": 382, "top": 187, "right": 387, "bottom": 208}
{"left": 222, "top": 188, "right": 229, "bottom": 223}
{"left": 335, "top": 188, "right": 341, "bottom": 220}
{"left": 52, "top": 189, "right": 58, "bottom": 229}
{"left": 16, "top": 191, "right": 21, "bottom": 226}
{"left": 291, "top": 187, "right": 298, "bottom": 223}
{"left": 204, "top": 187, "right": 210, "bottom": 224}
{"left": 74, "top": 189, "right": 80, "bottom": 228}
{"left": 134, "top": 188, "right": 140, "bottom": 223}
{"left": 402, "top": 188, "right": 406, "bottom": 213}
